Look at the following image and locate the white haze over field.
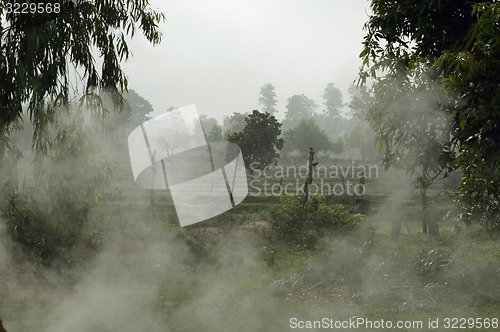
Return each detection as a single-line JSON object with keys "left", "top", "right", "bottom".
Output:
{"left": 1, "top": 86, "right": 498, "bottom": 331}
{"left": 122, "top": 0, "right": 371, "bottom": 121}
{"left": 5, "top": 2, "right": 498, "bottom": 331}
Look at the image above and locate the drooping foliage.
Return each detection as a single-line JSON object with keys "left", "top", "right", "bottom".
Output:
{"left": 0, "top": 1, "right": 165, "bottom": 259}
{"left": 0, "top": 0, "right": 165, "bottom": 158}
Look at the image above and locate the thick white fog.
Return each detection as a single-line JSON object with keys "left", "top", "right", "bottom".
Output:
{"left": 121, "top": 0, "right": 371, "bottom": 120}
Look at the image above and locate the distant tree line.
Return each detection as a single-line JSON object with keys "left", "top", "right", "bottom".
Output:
{"left": 204, "top": 82, "right": 380, "bottom": 171}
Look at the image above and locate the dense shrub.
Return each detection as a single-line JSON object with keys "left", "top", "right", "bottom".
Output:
{"left": 268, "top": 195, "right": 364, "bottom": 249}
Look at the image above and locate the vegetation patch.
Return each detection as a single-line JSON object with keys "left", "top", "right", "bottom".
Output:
{"left": 267, "top": 195, "right": 364, "bottom": 250}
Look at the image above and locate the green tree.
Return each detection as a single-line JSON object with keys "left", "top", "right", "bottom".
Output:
{"left": 0, "top": 1, "right": 165, "bottom": 259}
{"left": 347, "top": 85, "right": 374, "bottom": 161}
{"left": 269, "top": 195, "right": 363, "bottom": 250}
{"left": 227, "top": 110, "right": 284, "bottom": 172}
{"left": 258, "top": 83, "right": 278, "bottom": 115}
{"left": 199, "top": 115, "right": 222, "bottom": 142}
{"left": 208, "top": 124, "right": 223, "bottom": 142}
{"left": 282, "top": 94, "right": 318, "bottom": 132}
{"left": 122, "top": 89, "right": 155, "bottom": 129}
{"left": 346, "top": 122, "right": 379, "bottom": 161}
{"left": 2, "top": 106, "right": 114, "bottom": 260}
{"left": 223, "top": 112, "right": 248, "bottom": 137}
{"left": 94, "top": 89, "right": 156, "bottom": 143}
{"left": 348, "top": 84, "right": 371, "bottom": 120}
{"left": 360, "top": 0, "right": 500, "bottom": 232}
{"left": 283, "top": 118, "right": 331, "bottom": 157}
{"left": 0, "top": 0, "right": 165, "bottom": 160}
{"left": 322, "top": 83, "right": 343, "bottom": 137}
{"left": 370, "top": 75, "right": 455, "bottom": 233}
{"left": 331, "top": 137, "right": 345, "bottom": 155}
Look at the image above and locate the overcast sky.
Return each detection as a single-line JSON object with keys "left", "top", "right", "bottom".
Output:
{"left": 122, "top": 0, "right": 371, "bottom": 122}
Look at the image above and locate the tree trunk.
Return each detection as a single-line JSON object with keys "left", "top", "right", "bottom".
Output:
{"left": 341, "top": 175, "right": 346, "bottom": 196}
{"left": 0, "top": 123, "right": 5, "bottom": 162}
{"left": 428, "top": 201, "right": 440, "bottom": 235}
{"left": 300, "top": 147, "right": 317, "bottom": 206}
{"left": 421, "top": 187, "right": 428, "bottom": 234}
{"left": 360, "top": 123, "right": 365, "bottom": 161}
{"left": 391, "top": 220, "right": 402, "bottom": 240}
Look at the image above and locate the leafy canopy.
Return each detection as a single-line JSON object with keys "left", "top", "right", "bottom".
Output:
{"left": 0, "top": 0, "right": 165, "bottom": 152}
{"left": 322, "top": 83, "right": 343, "bottom": 120}
{"left": 283, "top": 118, "right": 331, "bottom": 157}
{"left": 282, "top": 94, "right": 318, "bottom": 132}
{"left": 227, "top": 110, "right": 284, "bottom": 171}
{"left": 199, "top": 115, "right": 223, "bottom": 142}
{"left": 223, "top": 112, "right": 248, "bottom": 137}
{"left": 315, "top": 83, "right": 344, "bottom": 139}
{"left": 359, "top": 0, "right": 500, "bottom": 228}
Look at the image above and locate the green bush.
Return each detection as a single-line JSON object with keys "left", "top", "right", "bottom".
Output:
{"left": 0, "top": 107, "right": 113, "bottom": 262}
{"left": 268, "top": 195, "right": 364, "bottom": 249}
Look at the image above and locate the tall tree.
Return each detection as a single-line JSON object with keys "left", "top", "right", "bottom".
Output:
{"left": 227, "top": 110, "right": 283, "bottom": 172}
{"left": 347, "top": 85, "right": 373, "bottom": 160}
{"left": 360, "top": 0, "right": 500, "bottom": 232}
{"left": 322, "top": 83, "right": 343, "bottom": 137}
{"left": 369, "top": 74, "right": 455, "bottom": 233}
{"left": 348, "top": 84, "right": 371, "bottom": 120}
{"left": 199, "top": 115, "right": 222, "bottom": 142}
{"left": 0, "top": 0, "right": 165, "bottom": 160}
{"left": 282, "top": 94, "right": 318, "bottom": 132}
{"left": 258, "top": 83, "right": 278, "bottom": 115}
{"left": 346, "top": 122, "right": 379, "bottom": 161}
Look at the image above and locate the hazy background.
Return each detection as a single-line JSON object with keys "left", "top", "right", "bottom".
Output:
{"left": 121, "top": 0, "right": 371, "bottom": 121}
